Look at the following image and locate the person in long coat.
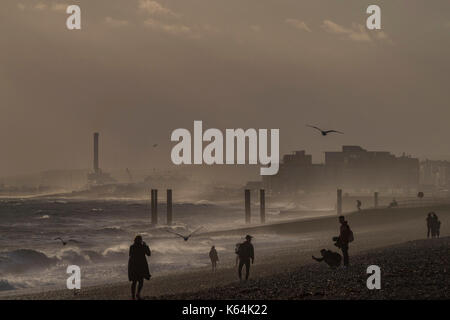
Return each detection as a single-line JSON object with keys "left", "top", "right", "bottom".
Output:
{"left": 128, "top": 235, "right": 151, "bottom": 300}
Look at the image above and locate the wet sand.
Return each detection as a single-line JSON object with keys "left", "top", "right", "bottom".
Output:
{"left": 4, "top": 205, "right": 449, "bottom": 300}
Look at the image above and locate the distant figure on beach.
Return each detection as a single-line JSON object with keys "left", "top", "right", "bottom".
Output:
{"left": 237, "top": 235, "right": 254, "bottom": 281}
{"left": 333, "top": 216, "right": 353, "bottom": 267}
{"left": 356, "top": 200, "right": 362, "bottom": 212}
{"left": 312, "top": 249, "right": 342, "bottom": 268}
{"left": 128, "top": 235, "right": 151, "bottom": 300}
{"left": 430, "top": 212, "right": 441, "bottom": 238}
{"left": 426, "top": 213, "right": 434, "bottom": 238}
{"left": 209, "top": 246, "right": 219, "bottom": 272}
{"left": 436, "top": 218, "right": 441, "bottom": 238}
{"left": 388, "top": 199, "right": 398, "bottom": 208}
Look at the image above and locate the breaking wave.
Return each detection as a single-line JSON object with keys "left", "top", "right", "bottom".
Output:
{"left": 0, "top": 245, "right": 131, "bottom": 276}
{"left": 0, "top": 280, "right": 15, "bottom": 291}
{"left": 0, "top": 249, "right": 57, "bottom": 274}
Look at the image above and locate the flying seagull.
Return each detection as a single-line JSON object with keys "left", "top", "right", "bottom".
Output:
{"left": 165, "top": 227, "right": 203, "bottom": 241}
{"left": 54, "top": 237, "right": 78, "bottom": 246}
{"left": 152, "top": 144, "right": 158, "bottom": 148}
{"left": 306, "top": 125, "right": 344, "bottom": 136}
{"left": 54, "top": 237, "right": 67, "bottom": 246}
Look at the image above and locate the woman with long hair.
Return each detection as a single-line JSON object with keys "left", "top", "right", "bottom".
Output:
{"left": 128, "top": 235, "right": 151, "bottom": 300}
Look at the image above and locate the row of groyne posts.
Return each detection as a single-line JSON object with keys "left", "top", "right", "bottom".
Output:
{"left": 150, "top": 189, "right": 172, "bottom": 225}
{"left": 149, "top": 188, "right": 382, "bottom": 225}
{"left": 148, "top": 189, "right": 266, "bottom": 225}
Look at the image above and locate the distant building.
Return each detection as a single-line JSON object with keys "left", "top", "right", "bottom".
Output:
{"left": 262, "top": 146, "right": 419, "bottom": 194}
{"left": 420, "top": 160, "right": 450, "bottom": 191}
{"left": 324, "top": 146, "right": 419, "bottom": 192}
{"left": 262, "top": 151, "right": 325, "bottom": 193}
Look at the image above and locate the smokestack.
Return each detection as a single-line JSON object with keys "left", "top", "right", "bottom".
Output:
{"left": 93, "top": 132, "right": 99, "bottom": 174}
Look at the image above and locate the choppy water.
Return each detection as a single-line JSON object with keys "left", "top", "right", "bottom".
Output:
{"left": 0, "top": 198, "right": 332, "bottom": 294}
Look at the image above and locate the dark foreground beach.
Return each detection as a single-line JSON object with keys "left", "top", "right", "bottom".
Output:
{"left": 7, "top": 236, "right": 449, "bottom": 300}
{"left": 161, "top": 237, "right": 450, "bottom": 300}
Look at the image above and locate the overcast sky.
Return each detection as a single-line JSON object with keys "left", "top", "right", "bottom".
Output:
{"left": 1, "top": 0, "right": 450, "bottom": 178}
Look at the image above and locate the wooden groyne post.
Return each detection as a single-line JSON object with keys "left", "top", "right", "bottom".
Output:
{"left": 151, "top": 189, "right": 158, "bottom": 225}
{"left": 245, "top": 189, "right": 251, "bottom": 224}
{"left": 260, "top": 189, "right": 265, "bottom": 224}
{"left": 167, "top": 189, "right": 172, "bottom": 225}
{"left": 374, "top": 192, "right": 379, "bottom": 208}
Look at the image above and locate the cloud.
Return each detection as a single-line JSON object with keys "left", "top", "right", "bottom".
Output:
{"left": 285, "top": 19, "right": 311, "bottom": 32}
{"left": 144, "top": 18, "right": 191, "bottom": 36}
{"left": 34, "top": 2, "right": 47, "bottom": 10}
{"left": 105, "top": 17, "right": 129, "bottom": 27}
{"left": 51, "top": 3, "right": 67, "bottom": 12}
{"left": 322, "top": 20, "right": 370, "bottom": 41}
{"left": 17, "top": 2, "right": 68, "bottom": 12}
{"left": 321, "top": 20, "right": 391, "bottom": 43}
{"left": 139, "top": 0, "right": 177, "bottom": 17}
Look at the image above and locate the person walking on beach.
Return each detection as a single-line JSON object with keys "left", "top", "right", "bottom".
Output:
{"left": 333, "top": 216, "right": 353, "bottom": 267}
{"left": 237, "top": 235, "right": 254, "bottom": 281}
{"left": 426, "top": 213, "right": 433, "bottom": 238}
{"left": 128, "top": 235, "right": 151, "bottom": 300}
{"left": 209, "top": 246, "right": 219, "bottom": 272}
{"left": 356, "top": 200, "right": 362, "bottom": 212}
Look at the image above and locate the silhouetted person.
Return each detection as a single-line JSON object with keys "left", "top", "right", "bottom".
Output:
{"left": 431, "top": 212, "right": 440, "bottom": 238}
{"left": 426, "top": 213, "right": 433, "bottom": 238}
{"left": 313, "top": 249, "right": 342, "bottom": 268}
{"left": 237, "top": 235, "right": 254, "bottom": 281}
{"left": 209, "top": 246, "right": 219, "bottom": 272}
{"left": 356, "top": 200, "right": 362, "bottom": 212}
{"left": 128, "top": 235, "right": 151, "bottom": 300}
{"left": 333, "top": 216, "right": 353, "bottom": 267}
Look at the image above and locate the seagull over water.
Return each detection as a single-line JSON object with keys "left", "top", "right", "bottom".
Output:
{"left": 54, "top": 237, "right": 78, "bottom": 246}
{"left": 165, "top": 227, "right": 203, "bottom": 241}
{"left": 306, "top": 125, "right": 344, "bottom": 136}
{"left": 54, "top": 237, "right": 67, "bottom": 246}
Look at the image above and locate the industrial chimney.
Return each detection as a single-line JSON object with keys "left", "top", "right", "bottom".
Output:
{"left": 93, "top": 132, "right": 99, "bottom": 174}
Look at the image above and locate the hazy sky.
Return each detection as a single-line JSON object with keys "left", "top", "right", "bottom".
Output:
{"left": 1, "top": 0, "right": 450, "bottom": 177}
